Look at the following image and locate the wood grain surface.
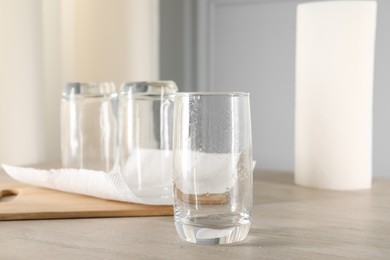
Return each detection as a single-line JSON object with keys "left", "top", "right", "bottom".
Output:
{"left": 1, "top": 167, "right": 390, "bottom": 259}
{"left": 0, "top": 181, "right": 173, "bottom": 220}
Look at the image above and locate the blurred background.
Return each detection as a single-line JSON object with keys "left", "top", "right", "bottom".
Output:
{"left": 1, "top": 0, "right": 389, "bottom": 178}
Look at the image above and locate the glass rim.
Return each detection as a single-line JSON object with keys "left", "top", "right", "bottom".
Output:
{"left": 66, "top": 81, "right": 115, "bottom": 87}
{"left": 119, "top": 81, "right": 178, "bottom": 95}
{"left": 63, "top": 82, "right": 116, "bottom": 97}
{"left": 175, "top": 92, "right": 249, "bottom": 97}
{"left": 121, "top": 80, "right": 177, "bottom": 86}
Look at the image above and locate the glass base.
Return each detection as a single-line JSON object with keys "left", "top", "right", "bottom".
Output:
{"left": 175, "top": 221, "right": 251, "bottom": 245}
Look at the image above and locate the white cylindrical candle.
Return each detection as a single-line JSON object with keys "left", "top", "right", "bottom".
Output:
{"left": 295, "top": 1, "right": 377, "bottom": 190}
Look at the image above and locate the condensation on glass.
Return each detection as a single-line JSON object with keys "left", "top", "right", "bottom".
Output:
{"left": 172, "top": 92, "right": 253, "bottom": 244}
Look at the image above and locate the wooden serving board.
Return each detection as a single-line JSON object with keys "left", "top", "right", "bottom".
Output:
{"left": 0, "top": 181, "right": 173, "bottom": 221}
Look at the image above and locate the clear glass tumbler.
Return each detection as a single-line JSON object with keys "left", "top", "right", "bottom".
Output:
{"left": 118, "top": 81, "right": 178, "bottom": 204}
{"left": 173, "top": 92, "right": 253, "bottom": 244}
{"left": 61, "top": 82, "right": 117, "bottom": 172}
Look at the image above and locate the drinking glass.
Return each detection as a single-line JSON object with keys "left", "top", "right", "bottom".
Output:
{"left": 118, "top": 81, "right": 177, "bottom": 204}
{"left": 61, "top": 82, "right": 117, "bottom": 172}
{"left": 173, "top": 92, "right": 253, "bottom": 244}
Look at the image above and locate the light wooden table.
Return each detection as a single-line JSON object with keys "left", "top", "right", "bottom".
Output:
{"left": 1, "top": 168, "right": 389, "bottom": 259}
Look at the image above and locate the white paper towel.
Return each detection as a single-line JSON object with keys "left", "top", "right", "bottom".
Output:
{"left": 2, "top": 164, "right": 165, "bottom": 205}
{"left": 2, "top": 150, "right": 255, "bottom": 205}
{"left": 173, "top": 151, "right": 249, "bottom": 195}
{"left": 121, "top": 148, "right": 173, "bottom": 201}
{"left": 295, "top": 1, "right": 376, "bottom": 190}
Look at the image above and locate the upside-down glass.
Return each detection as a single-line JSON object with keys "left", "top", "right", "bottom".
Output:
{"left": 118, "top": 81, "right": 178, "bottom": 204}
{"left": 61, "top": 82, "right": 117, "bottom": 172}
{"left": 173, "top": 92, "right": 253, "bottom": 244}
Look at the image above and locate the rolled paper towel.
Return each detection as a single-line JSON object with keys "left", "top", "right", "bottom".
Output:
{"left": 295, "top": 1, "right": 377, "bottom": 190}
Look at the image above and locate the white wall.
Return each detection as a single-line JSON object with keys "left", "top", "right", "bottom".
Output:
{"left": 0, "top": 0, "right": 159, "bottom": 166}
{"left": 160, "top": 0, "right": 196, "bottom": 92}
{"left": 373, "top": 0, "right": 390, "bottom": 178}
{"left": 160, "top": 0, "right": 390, "bottom": 177}
{"left": 0, "top": 0, "right": 46, "bottom": 165}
